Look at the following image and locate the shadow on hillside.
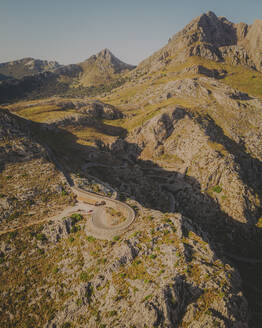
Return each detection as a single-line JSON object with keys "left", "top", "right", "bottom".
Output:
{"left": 195, "top": 114, "right": 262, "bottom": 199}
{"left": 148, "top": 106, "right": 262, "bottom": 225}
{"left": 0, "top": 108, "right": 52, "bottom": 174}
{"left": 33, "top": 118, "right": 262, "bottom": 327}
{"left": 81, "top": 121, "right": 127, "bottom": 138}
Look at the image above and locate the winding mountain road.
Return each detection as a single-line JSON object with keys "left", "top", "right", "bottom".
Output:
{"left": 0, "top": 174, "right": 136, "bottom": 240}
{"left": 72, "top": 185, "right": 136, "bottom": 239}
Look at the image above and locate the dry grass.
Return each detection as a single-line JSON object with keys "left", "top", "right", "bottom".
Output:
{"left": 102, "top": 96, "right": 195, "bottom": 133}
{"left": 187, "top": 56, "right": 262, "bottom": 98}
{"left": 105, "top": 206, "right": 126, "bottom": 225}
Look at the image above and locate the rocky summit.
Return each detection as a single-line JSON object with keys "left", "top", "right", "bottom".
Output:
{"left": 0, "top": 11, "right": 262, "bottom": 328}
{"left": 136, "top": 11, "right": 262, "bottom": 74}
{"left": 78, "top": 48, "right": 136, "bottom": 86}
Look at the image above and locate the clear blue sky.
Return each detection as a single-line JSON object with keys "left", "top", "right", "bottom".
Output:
{"left": 1, "top": 0, "right": 261, "bottom": 65}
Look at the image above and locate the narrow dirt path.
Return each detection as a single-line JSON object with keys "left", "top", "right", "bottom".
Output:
{"left": 0, "top": 202, "right": 94, "bottom": 236}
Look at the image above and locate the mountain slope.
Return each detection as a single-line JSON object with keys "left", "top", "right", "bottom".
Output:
{"left": 1, "top": 10, "right": 262, "bottom": 328}
{"left": 92, "top": 13, "right": 262, "bottom": 327}
{"left": 0, "top": 108, "right": 249, "bottom": 328}
{"left": 0, "top": 108, "right": 74, "bottom": 232}
{"left": 0, "top": 57, "right": 61, "bottom": 80}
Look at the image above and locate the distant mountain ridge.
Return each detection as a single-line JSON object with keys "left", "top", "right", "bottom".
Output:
{"left": 0, "top": 49, "right": 135, "bottom": 85}
{"left": 0, "top": 57, "right": 61, "bottom": 80}
{"left": 0, "top": 49, "right": 136, "bottom": 102}
{"left": 0, "top": 11, "right": 261, "bottom": 103}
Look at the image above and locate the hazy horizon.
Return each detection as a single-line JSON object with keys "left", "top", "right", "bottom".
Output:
{"left": 1, "top": 0, "right": 261, "bottom": 66}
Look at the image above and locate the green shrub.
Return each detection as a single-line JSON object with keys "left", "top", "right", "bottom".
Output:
{"left": 53, "top": 267, "right": 59, "bottom": 274}
{"left": 80, "top": 271, "right": 89, "bottom": 282}
{"left": 61, "top": 189, "right": 68, "bottom": 196}
{"left": 212, "top": 185, "right": 222, "bottom": 193}
{"left": 70, "top": 213, "right": 83, "bottom": 223}
{"left": 86, "top": 236, "right": 96, "bottom": 242}
{"left": 76, "top": 298, "right": 83, "bottom": 306}
{"left": 143, "top": 294, "right": 153, "bottom": 302}
{"left": 71, "top": 225, "right": 80, "bottom": 233}
{"left": 149, "top": 254, "right": 157, "bottom": 260}
{"left": 113, "top": 236, "right": 120, "bottom": 241}
{"left": 36, "top": 233, "right": 47, "bottom": 241}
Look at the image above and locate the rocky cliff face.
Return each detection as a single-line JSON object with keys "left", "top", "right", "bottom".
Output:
{"left": 243, "top": 19, "right": 262, "bottom": 71}
{"left": 136, "top": 11, "right": 262, "bottom": 74}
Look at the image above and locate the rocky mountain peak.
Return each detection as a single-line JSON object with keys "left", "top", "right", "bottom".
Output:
{"left": 88, "top": 48, "right": 135, "bottom": 72}
{"left": 136, "top": 11, "right": 262, "bottom": 74}
{"left": 176, "top": 11, "right": 237, "bottom": 48}
{"left": 98, "top": 48, "right": 113, "bottom": 58}
{"left": 196, "top": 10, "right": 221, "bottom": 26}
{"left": 78, "top": 49, "right": 135, "bottom": 86}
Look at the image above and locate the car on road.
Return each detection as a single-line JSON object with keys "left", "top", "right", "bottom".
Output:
{"left": 95, "top": 201, "right": 106, "bottom": 206}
